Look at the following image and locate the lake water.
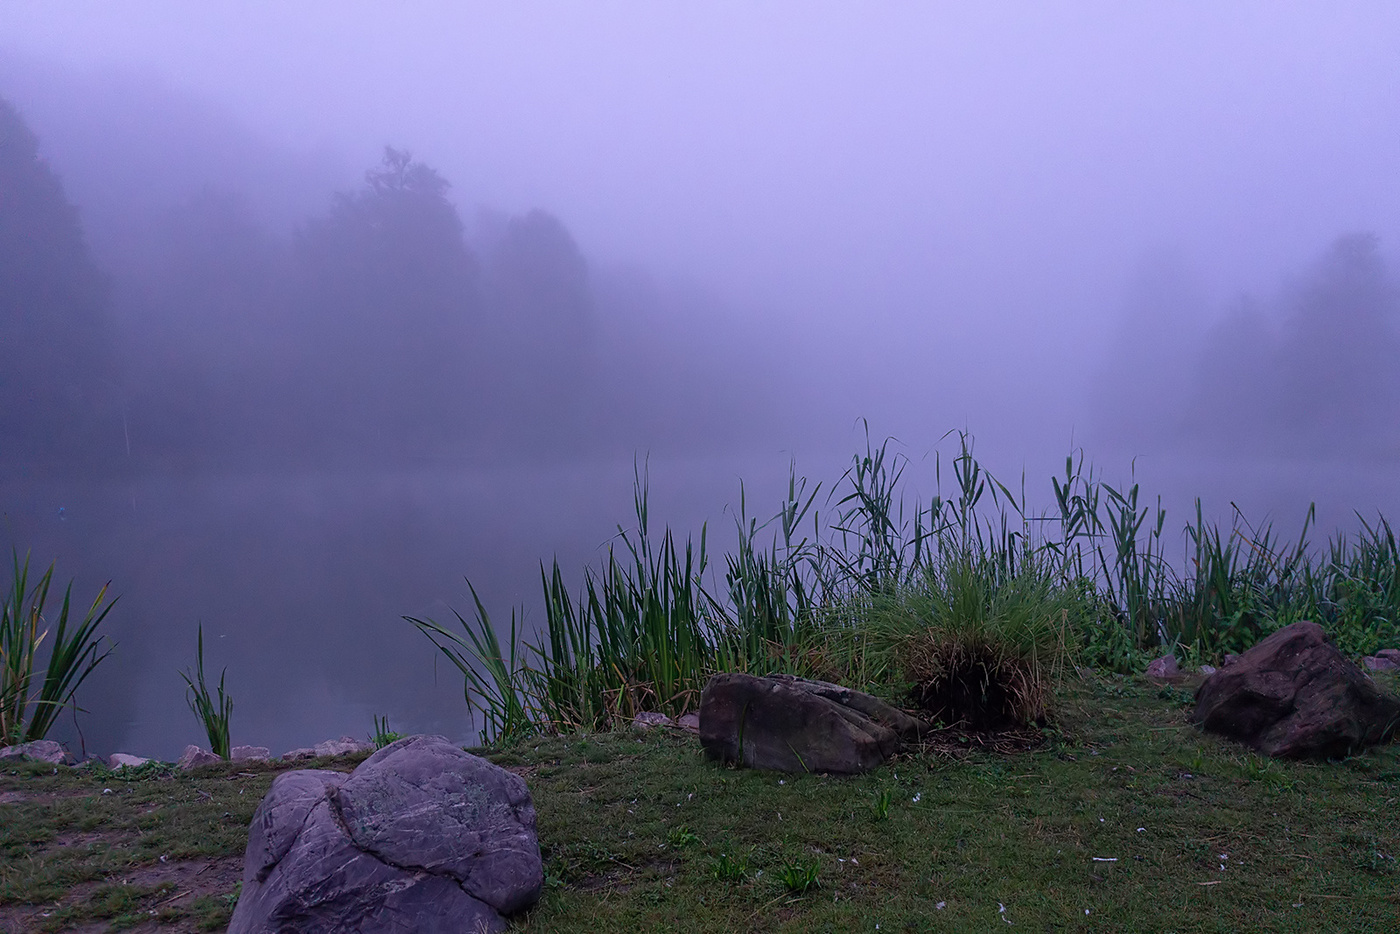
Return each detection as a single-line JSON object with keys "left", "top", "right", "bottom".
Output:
{"left": 5, "top": 445, "right": 1395, "bottom": 760}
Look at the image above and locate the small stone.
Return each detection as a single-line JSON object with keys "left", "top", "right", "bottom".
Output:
{"left": 1145, "top": 655, "right": 1180, "bottom": 680}
{"left": 108, "top": 753, "right": 150, "bottom": 769}
{"left": 1363, "top": 655, "right": 1399, "bottom": 673}
{"left": 312, "top": 736, "right": 371, "bottom": 757}
{"left": 631, "top": 712, "right": 673, "bottom": 730}
{"left": 1376, "top": 648, "right": 1400, "bottom": 663}
{"left": 1199, "top": 665, "right": 1217, "bottom": 676}
{"left": 0, "top": 740, "right": 72, "bottom": 765}
{"left": 231, "top": 746, "right": 271, "bottom": 762}
{"left": 178, "top": 745, "right": 225, "bottom": 770}
{"left": 676, "top": 712, "right": 701, "bottom": 735}
{"left": 281, "top": 747, "right": 317, "bottom": 761}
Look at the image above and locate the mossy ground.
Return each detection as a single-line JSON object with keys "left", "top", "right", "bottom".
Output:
{"left": 2, "top": 674, "right": 1397, "bottom": 933}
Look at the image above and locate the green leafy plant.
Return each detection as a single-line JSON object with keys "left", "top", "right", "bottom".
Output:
{"left": 1240, "top": 754, "right": 1271, "bottom": 782}
{"left": 1, "top": 550, "right": 116, "bottom": 746}
{"left": 180, "top": 624, "right": 232, "bottom": 759}
{"left": 666, "top": 824, "right": 701, "bottom": 849}
{"left": 370, "top": 714, "right": 402, "bottom": 749}
{"left": 777, "top": 856, "right": 820, "bottom": 894}
{"left": 872, "top": 787, "right": 893, "bottom": 821}
{"left": 709, "top": 847, "right": 750, "bottom": 882}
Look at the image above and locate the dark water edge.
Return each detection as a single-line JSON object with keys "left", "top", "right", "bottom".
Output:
{"left": 4, "top": 445, "right": 1397, "bottom": 761}
{"left": 0, "top": 454, "right": 799, "bottom": 760}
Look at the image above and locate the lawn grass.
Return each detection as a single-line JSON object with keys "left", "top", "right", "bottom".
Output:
{"left": 1, "top": 675, "right": 1395, "bottom": 933}
{"left": 0, "top": 753, "right": 367, "bottom": 933}
{"left": 505, "top": 673, "right": 1398, "bottom": 933}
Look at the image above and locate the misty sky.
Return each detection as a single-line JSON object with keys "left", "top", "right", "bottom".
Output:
{"left": 4, "top": 3, "right": 1400, "bottom": 757}
{"left": 7, "top": 2, "right": 1398, "bottom": 442}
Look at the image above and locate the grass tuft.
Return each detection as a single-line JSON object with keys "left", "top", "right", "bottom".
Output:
{"left": 180, "top": 623, "right": 232, "bottom": 759}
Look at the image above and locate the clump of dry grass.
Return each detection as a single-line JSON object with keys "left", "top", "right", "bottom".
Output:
{"left": 901, "top": 630, "right": 1048, "bottom": 730}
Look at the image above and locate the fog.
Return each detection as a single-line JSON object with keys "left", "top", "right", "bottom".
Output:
{"left": 2, "top": 3, "right": 1399, "bottom": 758}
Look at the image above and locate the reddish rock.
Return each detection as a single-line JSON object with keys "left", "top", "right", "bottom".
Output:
{"left": 1191, "top": 621, "right": 1400, "bottom": 759}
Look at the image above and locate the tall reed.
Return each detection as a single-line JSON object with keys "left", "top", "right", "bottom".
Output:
{"left": 410, "top": 430, "right": 1400, "bottom": 741}
{"left": 180, "top": 623, "right": 233, "bottom": 759}
{"left": 1, "top": 551, "right": 116, "bottom": 746}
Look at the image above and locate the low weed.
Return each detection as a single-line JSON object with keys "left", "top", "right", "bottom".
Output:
{"left": 370, "top": 714, "right": 402, "bottom": 750}
{"left": 708, "top": 848, "right": 750, "bottom": 882}
{"left": 871, "top": 787, "right": 893, "bottom": 821}
{"left": 776, "top": 856, "right": 820, "bottom": 895}
{"left": 665, "top": 825, "right": 701, "bottom": 849}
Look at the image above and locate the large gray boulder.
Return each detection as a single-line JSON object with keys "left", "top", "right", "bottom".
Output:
{"left": 699, "top": 673, "right": 926, "bottom": 773}
{"left": 1191, "top": 621, "right": 1400, "bottom": 759}
{"left": 229, "top": 735, "right": 542, "bottom": 934}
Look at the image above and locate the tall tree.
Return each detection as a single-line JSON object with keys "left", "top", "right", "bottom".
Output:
{"left": 0, "top": 96, "right": 119, "bottom": 472}
{"left": 293, "top": 147, "right": 478, "bottom": 457}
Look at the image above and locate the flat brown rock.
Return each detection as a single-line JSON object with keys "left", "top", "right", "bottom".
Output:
{"left": 699, "top": 672, "right": 926, "bottom": 774}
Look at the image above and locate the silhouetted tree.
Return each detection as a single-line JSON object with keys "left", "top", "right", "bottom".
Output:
{"left": 1184, "top": 233, "right": 1400, "bottom": 455}
{"left": 116, "top": 187, "right": 297, "bottom": 467}
{"left": 478, "top": 209, "right": 594, "bottom": 450}
{"left": 293, "top": 147, "right": 479, "bottom": 458}
{"left": 0, "top": 96, "right": 120, "bottom": 473}
{"left": 1273, "top": 234, "right": 1400, "bottom": 449}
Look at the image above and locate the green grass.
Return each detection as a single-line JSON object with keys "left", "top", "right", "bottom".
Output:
{"left": 0, "top": 751, "right": 371, "bottom": 933}
{"left": 1, "top": 678, "right": 1395, "bottom": 931}
{"left": 498, "top": 675, "right": 1398, "bottom": 932}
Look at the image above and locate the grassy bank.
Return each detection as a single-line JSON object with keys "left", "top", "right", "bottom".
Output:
{"left": 1, "top": 674, "right": 1396, "bottom": 933}
{"left": 412, "top": 433, "right": 1400, "bottom": 746}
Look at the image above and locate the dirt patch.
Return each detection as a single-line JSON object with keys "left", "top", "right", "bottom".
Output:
{"left": 0, "top": 790, "right": 97, "bottom": 805}
{"left": 0, "top": 857, "right": 242, "bottom": 934}
{"left": 909, "top": 724, "right": 1045, "bottom": 758}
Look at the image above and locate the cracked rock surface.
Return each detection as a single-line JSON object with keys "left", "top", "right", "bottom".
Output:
{"left": 229, "top": 735, "right": 542, "bottom": 933}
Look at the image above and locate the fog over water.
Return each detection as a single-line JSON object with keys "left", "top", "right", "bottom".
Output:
{"left": 2, "top": 4, "right": 1399, "bottom": 758}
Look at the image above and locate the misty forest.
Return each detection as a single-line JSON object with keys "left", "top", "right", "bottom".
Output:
{"left": 2, "top": 7, "right": 1400, "bottom": 930}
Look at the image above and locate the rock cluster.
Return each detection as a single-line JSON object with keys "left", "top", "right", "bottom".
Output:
{"left": 699, "top": 672, "right": 927, "bottom": 773}
{"left": 1363, "top": 649, "right": 1400, "bottom": 673}
{"left": 281, "top": 735, "right": 374, "bottom": 760}
{"left": 1191, "top": 620, "right": 1400, "bottom": 758}
{"left": 229, "top": 734, "right": 542, "bottom": 934}
{"left": 0, "top": 740, "right": 71, "bottom": 765}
